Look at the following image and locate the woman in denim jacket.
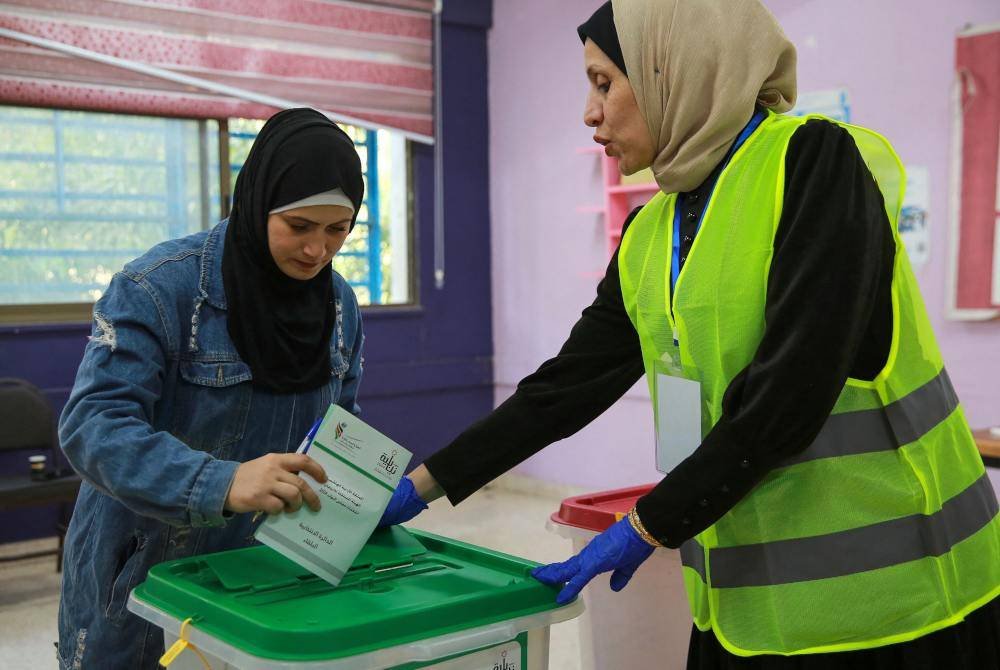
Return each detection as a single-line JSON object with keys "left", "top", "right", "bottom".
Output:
{"left": 56, "top": 109, "right": 366, "bottom": 670}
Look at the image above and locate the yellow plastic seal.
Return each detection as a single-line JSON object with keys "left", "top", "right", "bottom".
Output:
{"left": 159, "top": 617, "right": 212, "bottom": 669}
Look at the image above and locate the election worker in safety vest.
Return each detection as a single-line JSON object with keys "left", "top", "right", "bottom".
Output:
{"left": 378, "top": 1, "right": 1000, "bottom": 667}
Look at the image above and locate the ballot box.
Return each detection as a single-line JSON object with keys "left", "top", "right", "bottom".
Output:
{"left": 129, "top": 526, "right": 583, "bottom": 669}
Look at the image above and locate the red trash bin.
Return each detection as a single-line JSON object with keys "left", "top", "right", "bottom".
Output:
{"left": 547, "top": 485, "right": 691, "bottom": 670}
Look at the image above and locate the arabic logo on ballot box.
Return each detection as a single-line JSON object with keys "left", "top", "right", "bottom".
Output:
{"left": 493, "top": 650, "right": 516, "bottom": 670}
{"left": 379, "top": 449, "right": 400, "bottom": 476}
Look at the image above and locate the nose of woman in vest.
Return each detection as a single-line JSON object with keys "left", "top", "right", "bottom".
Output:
{"left": 582, "top": 38, "right": 655, "bottom": 177}
{"left": 267, "top": 204, "right": 353, "bottom": 280}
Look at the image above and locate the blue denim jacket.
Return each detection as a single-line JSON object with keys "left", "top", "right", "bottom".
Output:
{"left": 56, "top": 220, "right": 364, "bottom": 670}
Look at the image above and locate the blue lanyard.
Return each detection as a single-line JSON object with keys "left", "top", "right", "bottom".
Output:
{"left": 670, "top": 110, "right": 768, "bottom": 297}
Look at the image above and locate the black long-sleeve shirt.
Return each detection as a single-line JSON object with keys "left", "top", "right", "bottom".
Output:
{"left": 424, "top": 118, "right": 894, "bottom": 547}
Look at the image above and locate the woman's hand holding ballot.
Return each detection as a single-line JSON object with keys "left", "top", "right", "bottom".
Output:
{"left": 531, "top": 517, "right": 655, "bottom": 605}
{"left": 225, "top": 453, "right": 328, "bottom": 515}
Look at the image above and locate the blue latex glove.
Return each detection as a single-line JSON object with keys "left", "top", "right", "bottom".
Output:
{"left": 377, "top": 476, "right": 428, "bottom": 528}
{"left": 531, "top": 517, "right": 655, "bottom": 605}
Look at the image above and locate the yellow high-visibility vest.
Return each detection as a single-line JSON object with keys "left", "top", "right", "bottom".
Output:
{"left": 619, "top": 111, "right": 1000, "bottom": 656}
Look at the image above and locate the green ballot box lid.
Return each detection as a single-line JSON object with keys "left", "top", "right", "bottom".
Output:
{"left": 130, "top": 526, "right": 573, "bottom": 663}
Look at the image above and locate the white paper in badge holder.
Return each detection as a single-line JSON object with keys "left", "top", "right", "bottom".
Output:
{"left": 655, "top": 372, "right": 702, "bottom": 474}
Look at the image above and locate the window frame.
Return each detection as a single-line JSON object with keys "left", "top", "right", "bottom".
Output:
{"left": 362, "top": 138, "right": 419, "bottom": 315}
{"left": 0, "top": 108, "right": 416, "bottom": 325}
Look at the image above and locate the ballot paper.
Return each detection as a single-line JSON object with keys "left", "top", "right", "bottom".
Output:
{"left": 255, "top": 404, "right": 411, "bottom": 586}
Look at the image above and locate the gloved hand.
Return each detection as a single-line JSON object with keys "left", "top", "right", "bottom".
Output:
{"left": 377, "top": 476, "right": 428, "bottom": 528}
{"left": 531, "top": 517, "right": 655, "bottom": 605}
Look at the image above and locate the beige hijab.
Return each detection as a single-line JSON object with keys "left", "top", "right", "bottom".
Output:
{"left": 611, "top": 0, "right": 797, "bottom": 194}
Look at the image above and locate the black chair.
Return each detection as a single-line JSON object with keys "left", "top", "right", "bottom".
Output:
{"left": 0, "top": 378, "right": 82, "bottom": 572}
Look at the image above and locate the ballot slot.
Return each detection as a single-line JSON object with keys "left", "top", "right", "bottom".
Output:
{"left": 187, "top": 528, "right": 463, "bottom": 605}
{"left": 197, "top": 554, "right": 457, "bottom": 599}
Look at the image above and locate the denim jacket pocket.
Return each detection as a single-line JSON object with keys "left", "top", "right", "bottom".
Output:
{"left": 170, "top": 359, "right": 252, "bottom": 457}
{"left": 105, "top": 531, "right": 146, "bottom": 627}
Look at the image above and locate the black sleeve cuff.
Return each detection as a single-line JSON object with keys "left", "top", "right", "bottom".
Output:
{"left": 635, "top": 419, "right": 767, "bottom": 548}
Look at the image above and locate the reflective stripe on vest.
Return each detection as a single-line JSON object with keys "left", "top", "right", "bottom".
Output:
{"left": 681, "top": 473, "right": 998, "bottom": 588}
{"left": 783, "top": 368, "right": 959, "bottom": 467}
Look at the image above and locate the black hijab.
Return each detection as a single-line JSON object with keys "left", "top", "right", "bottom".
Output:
{"left": 577, "top": 2, "right": 628, "bottom": 76}
{"left": 222, "top": 108, "right": 364, "bottom": 394}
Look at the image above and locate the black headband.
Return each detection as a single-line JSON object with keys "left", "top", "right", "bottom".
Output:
{"left": 577, "top": 2, "right": 627, "bottom": 77}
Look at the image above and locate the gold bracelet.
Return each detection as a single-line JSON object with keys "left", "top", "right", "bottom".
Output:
{"left": 627, "top": 507, "right": 662, "bottom": 547}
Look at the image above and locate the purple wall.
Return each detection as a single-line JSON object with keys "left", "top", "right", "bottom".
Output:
{"left": 0, "top": 1, "right": 495, "bottom": 544}
{"left": 488, "top": 0, "right": 660, "bottom": 491}
{"left": 488, "top": 0, "right": 1000, "bottom": 492}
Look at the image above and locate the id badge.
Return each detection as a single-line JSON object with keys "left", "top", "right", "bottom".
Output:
{"left": 655, "top": 372, "right": 702, "bottom": 474}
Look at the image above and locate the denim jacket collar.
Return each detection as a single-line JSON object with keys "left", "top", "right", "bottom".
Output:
{"left": 202, "top": 219, "right": 228, "bottom": 311}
